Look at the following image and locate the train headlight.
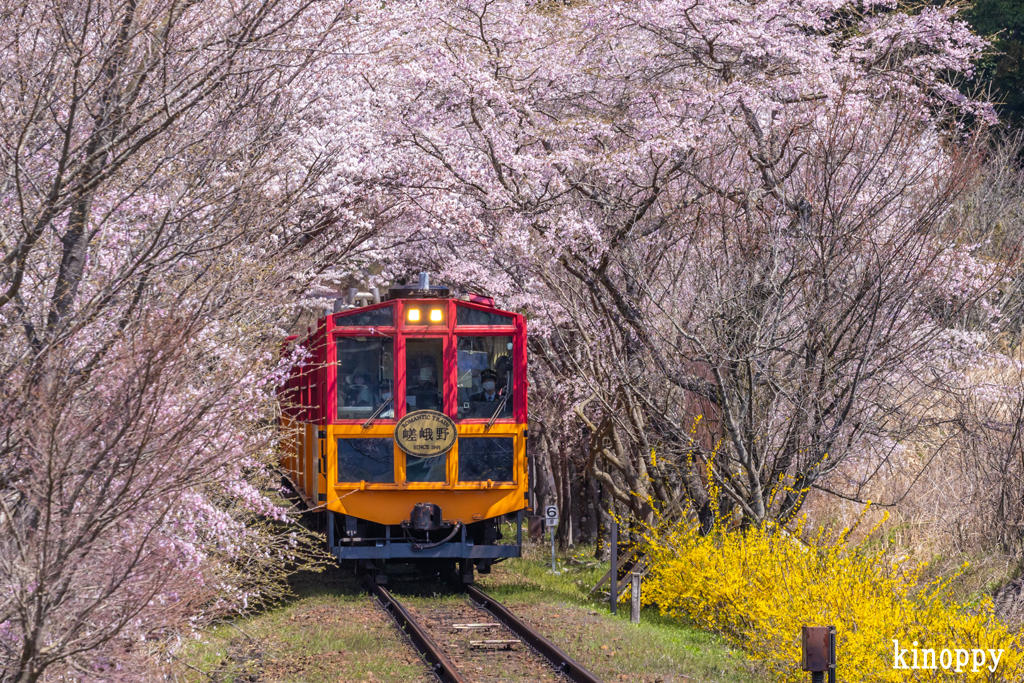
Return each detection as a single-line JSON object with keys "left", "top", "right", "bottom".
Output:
{"left": 407, "top": 308, "right": 421, "bottom": 323}
{"left": 429, "top": 308, "right": 443, "bottom": 323}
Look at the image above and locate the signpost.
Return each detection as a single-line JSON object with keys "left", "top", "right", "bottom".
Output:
{"left": 544, "top": 505, "right": 558, "bottom": 573}
{"left": 610, "top": 518, "right": 617, "bottom": 615}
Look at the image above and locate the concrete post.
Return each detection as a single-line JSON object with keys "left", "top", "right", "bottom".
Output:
{"left": 630, "top": 572, "right": 641, "bottom": 624}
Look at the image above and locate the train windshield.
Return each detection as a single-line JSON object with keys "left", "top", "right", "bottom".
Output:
{"left": 405, "top": 338, "right": 443, "bottom": 412}
{"left": 337, "top": 437, "right": 394, "bottom": 483}
{"left": 456, "top": 336, "right": 513, "bottom": 420}
{"left": 458, "top": 437, "right": 514, "bottom": 482}
{"left": 337, "top": 337, "right": 394, "bottom": 420}
{"left": 334, "top": 304, "right": 393, "bottom": 327}
{"left": 456, "top": 305, "right": 513, "bottom": 326}
{"left": 405, "top": 453, "right": 447, "bottom": 483}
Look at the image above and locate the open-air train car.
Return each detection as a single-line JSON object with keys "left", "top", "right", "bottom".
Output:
{"left": 280, "top": 281, "right": 529, "bottom": 581}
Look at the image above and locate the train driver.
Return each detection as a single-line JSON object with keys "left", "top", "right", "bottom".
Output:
{"left": 407, "top": 360, "right": 442, "bottom": 411}
{"left": 468, "top": 368, "right": 512, "bottom": 419}
{"left": 470, "top": 369, "right": 501, "bottom": 402}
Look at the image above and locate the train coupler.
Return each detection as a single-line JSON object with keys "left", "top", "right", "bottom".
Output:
{"left": 410, "top": 502, "right": 443, "bottom": 531}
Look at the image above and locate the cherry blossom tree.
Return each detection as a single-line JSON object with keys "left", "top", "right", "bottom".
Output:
{"left": 343, "top": 0, "right": 1004, "bottom": 530}
{"left": 0, "top": 0, "right": 1014, "bottom": 675}
{"left": 0, "top": 0, "right": 393, "bottom": 679}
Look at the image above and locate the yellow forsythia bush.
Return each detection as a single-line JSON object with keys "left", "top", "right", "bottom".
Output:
{"left": 639, "top": 511, "right": 1024, "bottom": 682}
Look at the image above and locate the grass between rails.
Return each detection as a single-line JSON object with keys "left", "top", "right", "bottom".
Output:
{"left": 476, "top": 539, "right": 767, "bottom": 683}
{"left": 173, "top": 537, "right": 766, "bottom": 683}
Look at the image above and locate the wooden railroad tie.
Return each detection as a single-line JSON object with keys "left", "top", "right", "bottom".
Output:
{"left": 452, "top": 623, "right": 500, "bottom": 630}
{"left": 469, "top": 639, "right": 520, "bottom": 649}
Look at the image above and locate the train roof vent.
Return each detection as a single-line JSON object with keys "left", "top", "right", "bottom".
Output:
{"left": 386, "top": 272, "right": 450, "bottom": 300}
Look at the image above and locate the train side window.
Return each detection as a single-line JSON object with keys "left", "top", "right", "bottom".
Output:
{"left": 405, "top": 453, "right": 447, "bottom": 483}
{"left": 456, "top": 336, "right": 513, "bottom": 420}
{"left": 337, "top": 438, "right": 394, "bottom": 483}
{"left": 456, "top": 305, "right": 513, "bottom": 326}
{"left": 405, "top": 338, "right": 443, "bottom": 412}
{"left": 337, "top": 337, "right": 394, "bottom": 420}
{"left": 458, "top": 437, "right": 514, "bottom": 482}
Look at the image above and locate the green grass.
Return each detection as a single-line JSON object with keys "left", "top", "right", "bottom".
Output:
{"left": 175, "top": 568, "right": 432, "bottom": 683}
{"left": 174, "top": 537, "right": 766, "bottom": 683}
{"left": 477, "top": 540, "right": 767, "bottom": 683}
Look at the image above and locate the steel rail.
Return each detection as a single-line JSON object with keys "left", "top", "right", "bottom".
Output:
{"left": 366, "top": 577, "right": 469, "bottom": 683}
{"left": 466, "top": 584, "right": 604, "bottom": 683}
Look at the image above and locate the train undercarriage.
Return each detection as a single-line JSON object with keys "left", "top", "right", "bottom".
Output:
{"left": 326, "top": 508, "right": 523, "bottom": 583}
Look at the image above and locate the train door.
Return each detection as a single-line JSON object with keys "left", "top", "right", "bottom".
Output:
{"left": 400, "top": 333, "right": 453, "bottom": 485}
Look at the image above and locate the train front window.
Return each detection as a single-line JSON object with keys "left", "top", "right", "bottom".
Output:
{"left": 456, "top": 305, "right": 513, "bottom": 326}
{"left": 405, "top": 453, "right": 447, "bottom": 483}
{"left": 405, "top": 338, "right": 443, "bottom": 412}
{"left": 457, "top": 336, "right": 513, "bottom": 419}
{"left": 337, "top": 337, "right": 393, "bottom": 420}
{"left": 337, "top": 438, "right": 394, "bottom": 483}
{"left": 334, "top": 304, "right": 393, "bottom": 327}
{"left": 458, "top": 437, "right": 514, "bottom": 482}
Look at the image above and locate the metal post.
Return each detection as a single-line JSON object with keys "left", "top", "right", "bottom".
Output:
{"left": 630, "top": 571, "right": 641, "bottom": 624}
{"left": 516, "top": 509, "right": 523, "bottom": 548}
{"left": 327, "top": 510, "right": 335, "bottom": 551}
{"left": 550, "top": 521, "right": 557, "bottom": 572}
{"left": 829, "top": 625, "right": 837, "bottom": 683}
{"left": 610, "top": 517, "right": 618, "bottom": 615}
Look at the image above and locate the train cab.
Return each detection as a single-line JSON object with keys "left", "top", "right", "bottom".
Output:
{"left": 280, "top": 280, "right": 529, "bottom": 579}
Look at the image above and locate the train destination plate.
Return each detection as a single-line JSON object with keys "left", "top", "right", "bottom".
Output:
{"left": 395, "top": 410, "right": 458, "bottom": 457}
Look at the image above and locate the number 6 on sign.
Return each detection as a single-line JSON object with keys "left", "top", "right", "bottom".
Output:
{"left": 544, "top": 505, "right": 558, "bottom": 526}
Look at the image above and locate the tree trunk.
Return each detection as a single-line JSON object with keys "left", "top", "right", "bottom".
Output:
{"left": 535, "top": 430, "right": 558, "bottom": 521}
{"left": 581, "top": 476, "right": 600, "bottom": 545}
{"left": 594, "top": 483, "right": 611, "bottom": 561}
{"left": 556, "top": 444, "right": 573, "bottom": 550}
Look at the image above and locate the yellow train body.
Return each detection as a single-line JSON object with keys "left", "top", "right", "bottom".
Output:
{"left": 280, "top": 420, "right": 527, "bottom": 525}
{"left": 280, "top": 288, "right": 530, "bottom": 572}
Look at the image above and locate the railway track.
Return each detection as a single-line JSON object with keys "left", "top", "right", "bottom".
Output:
{"left": 367, "top": 578, "right": 603, "bottom": 683}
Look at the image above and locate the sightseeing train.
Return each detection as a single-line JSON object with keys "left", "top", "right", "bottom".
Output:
{"left": 279, "top": 278, "right": 530, "bottom": 582}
